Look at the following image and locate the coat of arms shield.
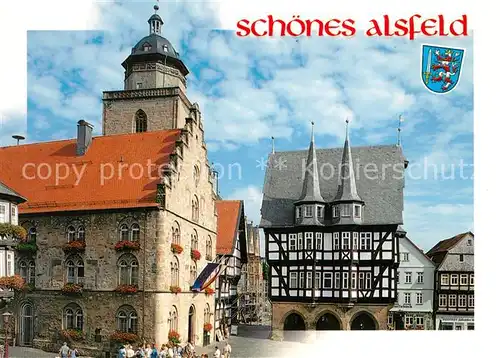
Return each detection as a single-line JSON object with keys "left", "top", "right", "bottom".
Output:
{"left": 421, "top": 44, "right": 465, "bottom": 94}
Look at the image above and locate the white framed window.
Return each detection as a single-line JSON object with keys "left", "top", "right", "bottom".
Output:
{"left": 459, "top": 254, "right": 464, "bottom": 262}
{"left": 405, "top": 316, "right": 413, "bottom": 325}
{"left": 304, "top": 205, "right": 313, "bottom": 218}
{"left": 449, "top": 295, "right": 457, "bottom": 307}
{"left": 342, "top": 232, "right": 350, "bottom": 250}
{"left": 416, "top": 292, "right": 423, "bottom": 305}
{"left": 315, "top": 272, "right": 321, "bottom": 289}
{"left": 415, "top": 316, "right": 424, "bottom": 325}
{"left": 417, "top": 272, "right": 424, "bottom": 283}
{"left": 470, "top": 274, "right": 474, "bottom": 286}
{"left": 299, "top": 272, "right": 305, "bottom": 288}
{"left": 306, "top": 272, "right": 313, "bottom": 288}
{"left": 451, "top": 274, "right": 458, "bottom": 285}
{"left": 404, "top": 292, "right": 411, "bottom": 305}
{"left": 360, "top": 233, "right": 372, "bottom": 250}
{"left": 342, "top": 272, "right": 349, "bottom": 289}
{"left": 298, "top": 233, "right": 303, "bottom": 250}
{"left": 439, "top": 294, "right": 447, "bottom": 307}
{"left": 402, "top": 253, "right": 409, "bottom": 262}
{"left": 333, "top": 233, "right": 340, "bottom": 250}
{"left": 467, "top": 239, "right": 472, "bottom": 246}
{"left": 315, "top": 232, "right": 323, "bottom": 250}
{"left": 290, "top": 272, "right": 297, "bottom": 289}
{"left": 305, "top": 232, "right": 313, "bottom": 250}
{"left": 354, "top": 204, "right": 361, "bottom": 218}
{"left": 405, "top": 272, "right": 412, "bottom": 284}
{"left": 441, "top": 274, "right": 449, "bottom": 285}
{"left": 352, "top": 232, "right": 358, "bottom": 250}
{"left": 334, "top": 272, "right": 340, "bottom": 289}
{"left": 333, "top": 206, "right": 339, "bottom": 218}
{"left": 0, "top": 204, "right": 6, "bottom": 223}
{"left": 323, "top": 272, "right": 333, "bottom": 289}
{"left": 341, "top": 204, "right": 350, "bottom": 217}
{"left": 317, "top": 206, "right": 324, "bottom": 218}
{"left": 351, "top": 272, "right": 357, "bottom": 289}
{"left": 289, "top": 234, "right": 297, "bottom": 251}
{"left": 296, "top": 207, "right": 301, "bottom": 220}
{"left": 10, "top": 205, "right": 17, "bottom": 225}
{"left": 358, "top": 272, "right": 365, "bottom": 289}
{"left": 468, "top": 294, "right": 474, "bottom": 308}
{"left": 365, "top": 272, "right": 371, "bottom": 289}
{"left": 397, "top": 272, "right": 400, "bottom": 284}
{"left": 458, "top": 295, "right": 467, "bottom": 307}
{"left": 136, "top": 82, "right": 143, "bottom": 89}
{"left": 460, "top": 274, "right": 468, "bottom": 285}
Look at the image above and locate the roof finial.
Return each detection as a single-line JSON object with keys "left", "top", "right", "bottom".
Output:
{"left": 311, "top": 121, "right": 315, "bottom": 141}
{"left": 397, "top": 114, "right": 404, "bottom": 146}
{"left": 154, "top": 0, "right": 160, "bottom": 13}
{"left": 345, "top": 118, "right": 350, "bottom": 139}
{"left": 271, "top": 136, "right": 275, "bottom": 154}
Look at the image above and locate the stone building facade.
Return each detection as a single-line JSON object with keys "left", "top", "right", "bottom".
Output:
{"left": 0, "top": 6, "right": 218, "bottom": 356}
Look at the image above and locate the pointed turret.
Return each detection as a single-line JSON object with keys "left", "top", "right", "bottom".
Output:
{"left": 332, "top": 119, "right": 365, "bottom": 225}
{"left": 294, "top": 122, "right": 325, "bottom": 226}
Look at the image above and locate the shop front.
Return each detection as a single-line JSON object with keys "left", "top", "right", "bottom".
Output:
{"left": 436, "top": 314, "right": 474, "bottom": 330}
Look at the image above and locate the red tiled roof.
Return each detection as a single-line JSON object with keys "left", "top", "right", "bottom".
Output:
{"left": 0, "top": 130, "right": 181, "bottom": 214}
{"left": 426, "top": 231, "right": 473, "bottom": 257}
{"left": 216, "top": 200, "right": 242, "bottom": 255}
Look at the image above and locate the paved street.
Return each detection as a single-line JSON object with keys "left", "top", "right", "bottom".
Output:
{"left": 8, "top": 346, "right": 56, "bottom": 358}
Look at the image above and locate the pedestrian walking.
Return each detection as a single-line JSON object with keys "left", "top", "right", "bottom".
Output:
{"left": 213, "top": 346, "right": 221, "bottom": 358}
{"left": 223, "top": 342, "right": 231, "bottom": 358}
{"left": 70, "top": 347, "right": 78, "bottom": 358}
{"left": 151, "top": 343, "right": 159, "bottom": 358}
{"left": 118, "top": 345, "right": 127, "bottom": 358}
{"left": 59, "top": 342, "right": 70, "bottom": 358}
{"left": 145, "top": 344, "right": 153, "bottom": 358}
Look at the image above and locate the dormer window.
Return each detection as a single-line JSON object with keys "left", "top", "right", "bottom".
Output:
{"left": 341, "top": 204, "right": 350, "bottom": 217}
{"left": 354, "top": 205, "right": 361, "bottom": 218}
{"left": 143, "top": 43, "right": 152, "bottom": 51}
{"left": 333, "top": 206, "right": 339, "bottom": 218}
{"left": 296, "top": 207, "right": 302, "bottom": 220}
{"left": 304, "top": 205, "right": 313, "bottom": 218}
{"left": 317, "top": 206, "right": 324, "bottom": 218}
{"left": 163, "top": 45, "right": 169, "bottom": 52}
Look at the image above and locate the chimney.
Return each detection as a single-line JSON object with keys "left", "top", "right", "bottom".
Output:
{"left": 76, "top": 120, "right": 93, "bottom": 156}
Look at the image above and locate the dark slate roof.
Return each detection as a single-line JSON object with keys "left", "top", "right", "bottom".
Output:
{"left": 260, "top": 144, "right": 405, "bottom": 228}
{"left": 0, "top": 180, "right": 26, "bottom": 203}
{"left": 296, "top": 130, "right": 325, "bottom": 204}
{"left": 148, "top": 14, "right": 164, "bottom": 24}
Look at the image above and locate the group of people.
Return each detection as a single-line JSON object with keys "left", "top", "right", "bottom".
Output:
{"left": 58, "top": 342, "right": 78, "bottom": 358}
{"left": 115, "top": 341, "right": 232, "bottom": 358}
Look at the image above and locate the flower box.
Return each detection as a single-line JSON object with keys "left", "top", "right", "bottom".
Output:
{"left": 168, "top": 330, "right": 181, "bottom": 344}
{"left": 0, "top": 223, "right": 27, "bottom": 240}
{"left": 61, "top": 329, "right": 84, "bottom": 341}
{"left": 115, "top": 284, "right": 138, "bottom": 294}
{"left": 171, "top": 243, "right": 183, "bottom": 254}
{"left": 109, "top": 331, "right": 139, "bottom": 344}
{"left": 15, "top": 241, "right": 37, "bottom": 253}
{"left": 169, "top": 285, "right": 182, "bottom": 294}
{"left": 0, "top": 275, "right": 25, "bottom": 291}
{"left": 191, "top": 249, "right": 201, "bottom": 261}
{"left": 203, "top": 323, "right": 213, "bottom": 332}
{"left": 62, "top": 283, "right": 83, "bottom": 295}
{"left": 63, "top": 240, "right": 86, "bottom": 253}
{"left": 204, "top": 287, "right": 215, "bottom": 295}
{"left": 114, "top": 240, "right": 140, "bottom": 251}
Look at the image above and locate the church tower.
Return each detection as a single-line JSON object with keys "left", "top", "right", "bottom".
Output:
{"left": 102, "top": 3, "right": 201, "bottom": 135}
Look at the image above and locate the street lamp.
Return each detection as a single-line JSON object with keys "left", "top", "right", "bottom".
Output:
{"left": 2, "top": 312, "right": 12, "bottom": 358}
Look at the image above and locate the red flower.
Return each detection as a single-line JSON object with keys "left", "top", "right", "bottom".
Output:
{"left": 191, "top": 249, "right": 201, "bottom": 261}
{"left": 114, "top": 240, "right": 140, "bottom": 251}
{"left": 110, "top": 331, "right": 139, "bottom": 343}
{"left": 62, "top": 283, "right": 83, "bottom": 294}
{"left": 0, "top": 275, "right": 25, "bottom": 291}
{"left": 204, "top": 287, "right": 215, "bottom": 295}
{"left": 203, "top": 323, "right": 213, "bottom": 332}
{"left": 63, "top": 240, "right": 86, "bottom": 252}
{"left": 170, "top": 285, "right": 182, "bottom": 294}
{"left": 168, "top": 330, "right": 181, "bottom": 344}
{"left": 61, "top": 329, "right": 84, "bottom": 341}
{"left": 171, "top": 243, "right": 183, "bottom": 254}
{"left": 114, "top": 284, "right": 138, "bottom": 294}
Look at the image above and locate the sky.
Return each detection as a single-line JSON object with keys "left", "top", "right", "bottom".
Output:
{"left": 1, "top": 1, "right": 473, "bottom": 252}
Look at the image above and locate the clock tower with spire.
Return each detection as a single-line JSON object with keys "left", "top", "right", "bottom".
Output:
{"left": 102, "top": 3, "right": 200, "bottom": 135}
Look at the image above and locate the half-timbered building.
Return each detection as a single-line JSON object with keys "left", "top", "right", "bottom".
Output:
{"left": 214, "top": 201, "right": 247, "bottom": 340}
{"left": 260, "top": 122, "right": 407, "bottom": 337}
{"left": 389, "top": 229, "right": 435, "bottom": 330}
{"left": 426, "top": 232, "right": 474, "bottom": 330}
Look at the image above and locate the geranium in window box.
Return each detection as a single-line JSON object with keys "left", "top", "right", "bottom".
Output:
{"left": 169, "top": 285, "right": 182, "bottom": 294}
{"left": 114, "top": 240, "right": 140, "bottom": 251}
{"left": 204, "top": 287, "right": 215, "bottom": 295}
{"left": 203, "top": 323, "right": 213, "bottom": 332}
{"left": 0, "top": 223, "right": 27, "bottom": 240}
{"left": 168, "top": 330, "right": 181, "bottom": 344}
{"left": 61, "top": 329, "right": 84, "bottom": 341}
{"left": 15, "top": 241, "right": 37, "bottom": 253}
{"left": 191, "top": 249, "right": 201, "bottom": 261}
{"left": 63, "top": 240, "right": 86, "bottom": 253}
{"left": 415, "top": 325, "right": 425, "bottom": 330}
{"left": 171, "top": 243, "right": 183, "bottom": 254}
{"left": 61, "top": 283, "right": 83, "bottom": 295}
{"left": 115, "top": 284, "right": 139, "bottom": 294}
{"left": 109, "top": 331, "right": 139, "bottom": 344}
{"left": 0, "top": 275, "right": 25, "bottom": 291}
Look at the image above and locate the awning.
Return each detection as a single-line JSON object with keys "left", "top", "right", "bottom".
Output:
{"left": 191, "top": 263, "right": 221, "bottom": 292}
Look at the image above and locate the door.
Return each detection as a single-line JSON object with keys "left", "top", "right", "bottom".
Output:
{"left": 19, "top": 303, "right": 34, "bottom": 346}
{"left": 188, "top": 305, "right": 195, "bottom": 343}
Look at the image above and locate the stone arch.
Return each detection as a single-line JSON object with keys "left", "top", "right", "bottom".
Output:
{"left": 135, "top": 109, "right": 148, "bottom": 133}
{"left": 18, "top": 301, "right": 34, "bottom": 346}
{"left": 314, "top": 310, "right": 342, "bottom": 330}
{"left": 350, "top": 310, "right": 379, "bottom": 330}
{"left": 282, "top": 311, "right": 306, "bottom": 342}
{"left": 188, "top": 305, "right": 196, "bottom": 343}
